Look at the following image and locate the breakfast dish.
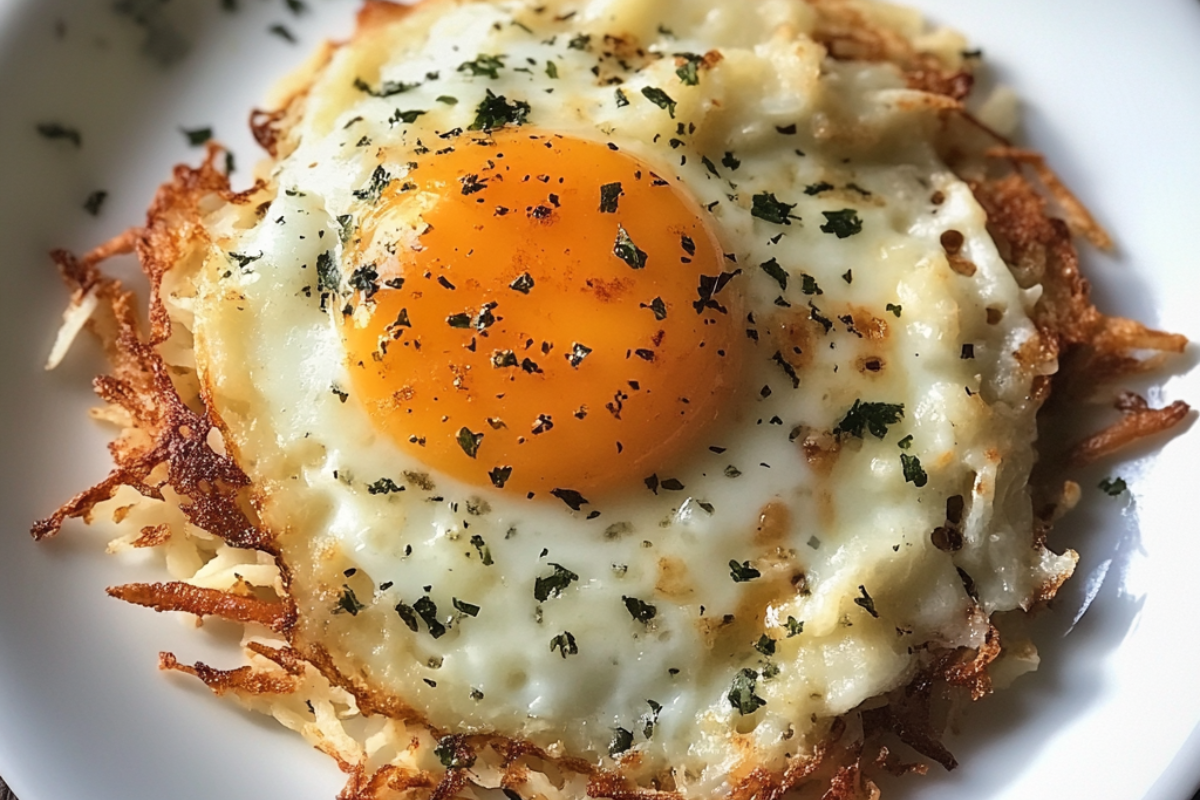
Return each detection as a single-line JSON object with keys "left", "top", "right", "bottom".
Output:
{"left": 31, "top": 0, "right": 1189, "bottom": 798}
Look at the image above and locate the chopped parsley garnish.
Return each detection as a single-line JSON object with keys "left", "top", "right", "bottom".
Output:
{"left": 728, "top": 560, "right": 761, "bottom": 583}
{"left": 268, "top": 24, "right": 296, "bottom": 44}
{"left": 227, "top": 251, "right": 262, "bottom": 268}
{"left": 456, "top": 427, "right": 483, "bottom": 458}
{"left": 353, "top": 165, "right": 393, "bottom": 204}
{"left": 550, "top": 631, "right": 579, "bottom": 658}
{"left": 809, "top": 303, "right": 833, "bottom": 333}
{"left": 389, "top": 108, "right": 426, "bottom": 126}
{"left": 675, "top": 52, "right": 703, "bottom": 85}
{"left": 886, "top": 303, "right": 902, "bottom": 317}
{"left": 488, "top": 466, "right": 512, "bottom": 490}
{"left": 613, "top": 225, "right": 648, "bottom": 269}
{"left": 459, "top": 172, "right": 488, "bottom": 196}
{"left": 510, "top": 272, "right": 535, "bottom": 293}
{"left": 367, "top": 478, "right": 403, "bottom": 495}
{"left": 470, "top": 534, "right": 494, "bottom": 565}
{"left": 641, "top": 86, "right": 677, "bottom": 118}
{"left": 785, "top": 616, "right": 804, "bottom": 637}
{"left": 800, "top": 274, "right": 822, "bottom": 295}
{"left": 436, "top": 95, "right": 459, "bottom": 105}
{"left": 395, "top": 602, "right": 419, "bottom": 631}
{"left": 599, "top": 182, "right": 623, "bottom": 213}
{"left": 36, "top": 122, "right": 82, "bottom": 147}
{"left": 642, "top": 297, "right": 667, "bottom": 320}
{"left": 550, "top": 488, "right": 589, "bottom": 511}
{"left": 820, "top": 208, "right": 863, "bottom": 238}
{"left": 413, "top": 595, "right": 446, "bottom": 638}
{"left": 181, "top": 126, "right": 213, "bottom": 146}
{"left": 759, "top": 258, "right": 788, "bottom": 291}
{"left": 353, "top": 77, "right": 419, "bottom": 97}
{"left": 804, "top": 181, "right": 834, "bottom": 195}
{"left": 897, "top": 434, "right": 913, "bottom": 450}
{"left": 452, "top": 598, "right": 480, "bottom": 617}
{"left": 609, "top": 726, "right": 634, "bottom": 757}
{"left": 692, "top": 269, "right": 741, "bottom": 315}
{"left": 316, "top": 250, "right": 338, "bottom": 293}
{"left": 615, "top": 88, "right": 630, "bottom": 108}
{"left": 405, "top": 471, "right": 435, "bottom": 491}
{"left": 447, "top": 313, "right": 472, "bottom": 329}
{"left": 701, "top": 155, "right": 720, "bottom": 177}
{"left": 567, "top": 342, "right": 592, "bottom": 368}
{"left": 835, "top": 400, "right": 905, "bottom": 439}
{"left": 545, "top": 60, "right": 559, "bottom": 79}
{"left": 751, "top": 193, "right": 797, "bottom": 225}
{"left": 1099, "top": 476, "right": 1128, "bottom": 496}
{"left": 623, "top": 596, "right": 657, "bottom": 622}
{"left": 854, "top": 585, "right": 879, "bottom": 618}
{"left": 336, "top": 214, "right": 355, "bottom": 243}
{"left": 458, "top": 54, "right": 507, "bottom": 79}
{"left": 568, "top": 33, "right": 591, "bottom": 50}
{"left": 470, "top": 89, "right": 531, "bottom": 131}
{"left": 534, "top": 563, "right": 579, "bottom": 601}
{"left": 334, "top": 585, "right": 365, "bottom": 616}
{"left": 434, "top": 736, "right": 476, "bottom": 770}
{"left": 349, "top": 263, "right": 379, "bottom": 298}
{"left": 83, "top": 190, "right": 107, "bottom": 216}
{"left": 724, "top": 465, "right": 742, "bottom": 478}
{"left": 476, "top": 302, "right": 498, "bottom": 329}
{"left": 492, "top": 350, "right": 518, "bottom": 368}
{"left": 660, "top": 478, "right": 684, "bottom": 491}
{"left": 727, "top": 668, "right": 766, "bottom": 715}
{"left": 641, "top": 700, "right": 662, "bottom": 739}
{"left": 900, "top": 453, "right": 928, "bottom": 487}
{"left": 754, "top": 634, "right": 776, "bottom": 656}
{"left": 721, "top": 151, "right": 740, "bottom": 171}
{"left": 771, "top": 351, "right": 800, "bottom": 389}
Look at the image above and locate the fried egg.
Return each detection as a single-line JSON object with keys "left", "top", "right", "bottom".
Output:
{"left": 184, "top": 0, "right": 1075, "bottom": 792}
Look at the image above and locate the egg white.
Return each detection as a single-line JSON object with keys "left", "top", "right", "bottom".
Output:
{"left": 186, "top": 0, "right": 1074, "bottom": 790}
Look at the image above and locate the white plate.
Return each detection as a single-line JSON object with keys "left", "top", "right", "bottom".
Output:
{"left": 0, "top": 1, "right": 1197, "bottom": 799}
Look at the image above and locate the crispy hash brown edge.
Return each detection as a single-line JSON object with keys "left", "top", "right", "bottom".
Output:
{"left": 33, "top": 1, "right": 1190, "bottom": 799}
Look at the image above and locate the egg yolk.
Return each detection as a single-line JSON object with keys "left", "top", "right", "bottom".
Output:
{"left": 341, "top": 130, "right": 743, "bottom": 499}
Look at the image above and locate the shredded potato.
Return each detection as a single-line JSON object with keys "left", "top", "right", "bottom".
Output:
{"left": 33, "top": 2, "right": 1188, "bottom": 798}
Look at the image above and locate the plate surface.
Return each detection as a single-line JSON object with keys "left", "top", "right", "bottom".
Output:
{"left": 0, "top": 1, "right": 1197, "bottom": 799}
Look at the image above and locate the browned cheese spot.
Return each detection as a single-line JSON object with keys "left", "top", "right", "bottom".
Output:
{"left": 845, "top": 305, "right": 889, "bottom": 341}
{"left": 797, "top": 427, "right": 841, "bottom": 475}
{"left": 655, "top": 556, "right": 694, "bottom": 600}
{"left": 754, "top": 501, "right": 791, "bottom": 545}
{"left": 856, "top": 355, "right": 885, "bottom": 376}
{"left": 767, "top": 311, "right": 818, "bottom": 370}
